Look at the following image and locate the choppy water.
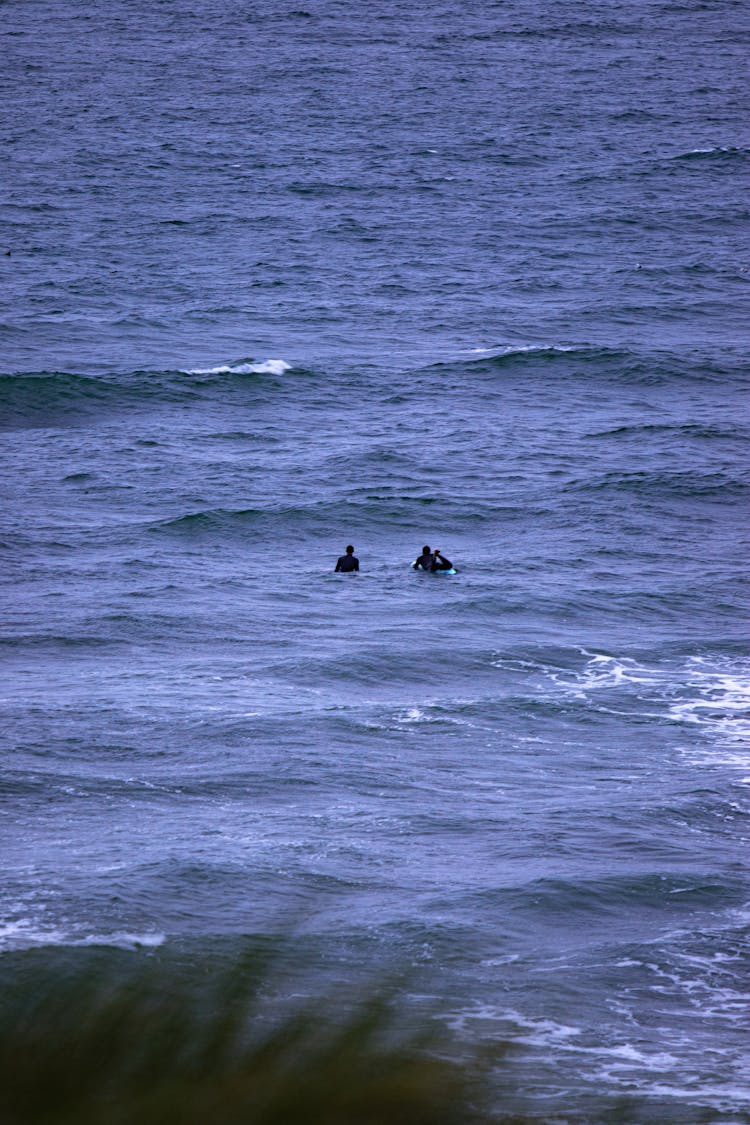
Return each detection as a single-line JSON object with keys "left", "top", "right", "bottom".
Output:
{"left": 2, "top": 1, "right": 749, "bottom": 1120}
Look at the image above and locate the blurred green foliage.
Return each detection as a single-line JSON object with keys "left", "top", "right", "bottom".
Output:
{"left": 0, "top": 949, "right": 508, "bottom": 1125}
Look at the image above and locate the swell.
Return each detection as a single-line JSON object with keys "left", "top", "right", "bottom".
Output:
{"left": 562, "top": 468, "right": 749, "bottom": 500}
{"left": 147, "top": 496, "right": 530, "bottom": 539}
{"left": 587, "top": 422, "right": 747, "bottom": 441}
{"left": 671, "top": 145, "right": 750, "bottom": 164}
{"left": 0, "top": 360, "right": 299, "bottom": 429}
{"left": 452, "top": 873, "right": 744, "bottom": 922}
{"left": 0, "top": 371, "right": 129, "bottom": 429}
{"left": 2, "top": 347, "right": 745, "bottom": 432}
{"left": 430, "top": 344, "right": 750, "bottom": 386}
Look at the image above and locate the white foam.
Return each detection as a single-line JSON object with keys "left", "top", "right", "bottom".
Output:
{"left": 667, "top": 659, "right": 750, "bottom": 740}
{"left": 555, "top": 652, "right": 666, "bottom": 694}
{"left": 397, "top": 707, "right": 429, "bottom": 723}
{"left": 685, "top": 145, "right": 748, "bottom": 156}
{"left": 187, "top": 358, "right": 292, "bottom": 376}
{"left": 0, "top": 919, "right": 165, "bottom": 952}
{"left": 81, "top": 930, "right": 166, "bottom": 949}
{"left": 390, "top": 701, "right": 486, "bottom": 730}
{"left": 0, "top": 920, "right": 69, "bottom": 950}
{"left": 468, "top": 343, "right": 578, "bottom": 358}
{"left": 555, "top": 653, "right": 750, "bottom": 743}
{"left": 491, "top": 649, "right": 750, "bottom": 765}
{"left": 446, "top": 998, "right": 750, "bottom": 1106}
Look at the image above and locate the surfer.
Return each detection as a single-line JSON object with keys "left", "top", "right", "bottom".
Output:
{"left": 413, "top": 546, "right": 433, "bottom": 571}
{"left": 430, "top": 549, "right": 453, "bottom": 571}
{"left": 335, "top": 545, "right": 359, "bottom": 572}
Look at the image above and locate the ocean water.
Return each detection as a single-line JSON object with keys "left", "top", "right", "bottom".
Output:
{"left": 2, "top": 0, "right": 749, "bottom": 1120}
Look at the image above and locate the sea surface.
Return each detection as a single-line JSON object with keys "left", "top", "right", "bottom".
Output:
{"left": 2, "top": 0, "right": 749, "bottom": 1120}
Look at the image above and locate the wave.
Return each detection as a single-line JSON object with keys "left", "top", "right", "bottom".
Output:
{"left": 150, "top": 507, "right": 269, "bottom": 535}
{"left": 2, "top": 345, "right": 745, "bottom": 431}
{"left": 0, "top": 632, "right": 128, "bottom": 650}
{"left": 501, "top": 18, "right": 641, "bottom": 41}
{"left": 148, "top": 502, "right": 367, "bottom": 542}
{"left": 666, "top": 657, "right": 750, "bottom": 749}
{"left": 461, "top": 873, "right": 743, "bottom": 921}
{"left": 461, "top": 342, "right": 598, "bottom": 364}
{"left": 148, "top": 496, "right": 509, "bottom": 539}
{"left": 450, "top": 340, "right": 750, "bottom": 386}
{"left": 433, "top": 342, "right": 750, "bottom": 387}
{"left": 426, "top": 343, "right": 648, "bottom": 384}
{"left": 0, "top": 919, "right": 165, "bottom": 952}
{"left": 0, "top": 358, "right": 295, "bottom": 428}
{"left": 185, "top": 358, "right": 293, "bottom": 376}
{"left": 587, "top": 422, "right": 746, "bottom": 441}
{"left": 562, "top": 468, "right": 749, "bottom": 500}
{"left": 673, "top": 145, "right": 750, "bottom": 163}
{"left": 490, "top": 649, "right": 750, "bottom": 753}
{"left": 0, "top": 371, "right": 126, "bottom": 429}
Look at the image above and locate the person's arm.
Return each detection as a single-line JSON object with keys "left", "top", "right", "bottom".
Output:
{"left": 335, "top": 559, "right": 341, "bottom": 572}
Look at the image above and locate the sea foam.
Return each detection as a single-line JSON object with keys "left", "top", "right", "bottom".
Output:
{"left": 187, "top": 358, "right": 292, "bottom": 376}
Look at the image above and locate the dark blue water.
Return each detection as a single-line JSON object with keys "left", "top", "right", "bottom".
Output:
{"left": 2, "top": 1, "right": 750, "bottom": 1120}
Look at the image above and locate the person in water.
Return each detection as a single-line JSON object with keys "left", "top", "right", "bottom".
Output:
{"left": 430, "top": 549, "right": 453, "bottom": 571}
{"left": 335, "top": 545, "right": 359, "bottom": 572}
{"left": 413, "top": 546, "right": 454, "bottom": 571}
{"left": 413, "top": 546, "right": 433, "bottom": 571}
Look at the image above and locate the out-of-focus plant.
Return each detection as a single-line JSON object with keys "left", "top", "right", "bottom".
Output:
{"left": 0, "top": 950, "right": 503, "bottom": 1125}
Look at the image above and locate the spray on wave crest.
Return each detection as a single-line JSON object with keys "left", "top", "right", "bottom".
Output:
{"left": 186, "top": 358, "right": 293, "bottom": 376}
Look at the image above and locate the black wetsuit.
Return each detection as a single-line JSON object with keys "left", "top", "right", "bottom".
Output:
{"left": 431, "top": 554, "right": 453, "bottom": 571}
{"left": 335, "top": 554, "right": 359, "bottom": 572}
{"left": 413, "top": 551, "right": 433, "bottom": 571}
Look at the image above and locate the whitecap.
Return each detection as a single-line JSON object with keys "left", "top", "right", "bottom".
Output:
{"left": 80, "top": 930, "right": 166, "bottom": 949}
{"left": 556, "top": 653, "right": 750, "bottom": 745}
{"left": 0, "top": 919, "right": 165, "bottom": 951}
{"left": 186, "top": 358, "right": 292, "bottom": 376}
{"left": 397, "top": 707, "right": 428, "bottom": 723}
{"left": 684, "top": 144, "right": 749, "bottom": 156}
{"left": 491, "top": 649, "right": 750, "bottom": 763}
{"left": 0, "top": 920, "right": 69, "bottom": 950}
{"left": 667, "top": 658, "right": 750, "bottom": 740}
{"left": 467, "top": 343, "right": 578, "bottom": 358}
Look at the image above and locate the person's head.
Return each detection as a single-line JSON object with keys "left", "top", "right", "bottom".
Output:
{"left": 345, "top": 545, "right": 354, "bottom": 554}
{"left": 433, "top": 548, "right": 440, "bottom": 555}
{"left": 422, "top": 545, "right": 430, "bottom": 555}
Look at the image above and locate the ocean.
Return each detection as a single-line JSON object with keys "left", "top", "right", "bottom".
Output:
{"left": 2, "top": 0, "right": 749, "bottom": 1120}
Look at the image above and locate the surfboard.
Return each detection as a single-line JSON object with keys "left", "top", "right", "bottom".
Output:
{"left": 413, "top": 565, "right": 457, "bottom": 574}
